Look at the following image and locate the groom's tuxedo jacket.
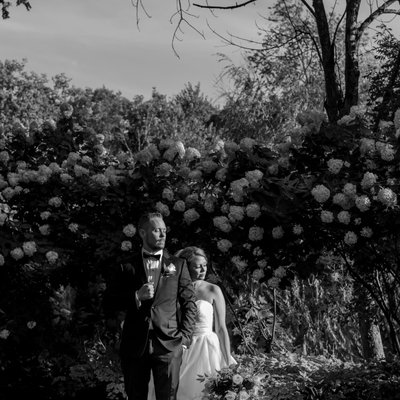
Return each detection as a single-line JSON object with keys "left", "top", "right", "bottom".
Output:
{"left": 107, "top": 251, "right": 197, "bottom": 360}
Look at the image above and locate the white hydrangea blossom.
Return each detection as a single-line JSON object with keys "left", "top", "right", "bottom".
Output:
{"left": 213, "top": 216, "right": 232, "bottom": 233}
{"left": 327, "top": 158, "right": 344, "bottom": 174}
{"left": 228, "top": 205, "right": 245, "bottom": 222}
{"left": 253, "top": 247, "right": 262, "bottom": 257}
{"left": 245, "top": 203, "right": 261, "bottom": 219}
{"left": 7, "top": 172, "right": 19, "bottom": 187}
{"left": 22, "top": 241, "right": 37, "bottom": 257}
{"left": 48, "top": 162, "right": 62, "bottom": 174}
{"left": 394, "top": 108, "right": 400, "bottom": 130}
{"left": 321, "top": 210, "right": 334, "bottom": 223}
{"left": 344, "top": 231, "right": 358, "bottom": 245}
{"left": 274, "top": 266, "right": 287, "bottom": 278}
{"left": 337, "top": 211, "right": 351, "bottom": 225}
{"left": 272, "top": 226, "right": 284, "bottom": 239}
{"left": 377, "top": 187, "right": 397, "bottom": 207}
{"left": 157, "top": 162, "right": 173, "bottom": 177}
{"left": 10, "top": 247, "right": 24, "bottom": 260}
{"left": 91, "top": 174, "right": 110, "bottom": 187}
{"left": 27, "top": 321, "right": 37, "bottom": 329}
{"left": 354, "top": 218, "right": 362, "bottom": 225}
{"left": 2, "top": 187, "right": 14, "bottom": 200}
{"left": 224, "top": 141, "right": 240, "bottom": 157}
{"left": 183, "top": 208, "right": 200, "bottom": 224}
{"left": 293, "top": 224, "right": 303, "bottom": 235}
{"left": 188, "top": 170, "right": 202, "bottom": 181}
{"left": 240, "top": 137, "right": 256, "bottom": 152}
{"left": 73, "top": 164, "right": 89, "bottom": 177}
{"left": 0, "top": 329, "right": 10, "bottom": 339}
{"left": 267, "top": 277, "right": 280, "bottom": 288}
{"left": 230, "top": 178, "right": 250, "bottom": 202}
{"left": 249, "top": 226, "right": 264, "bottom": 241}
{"left": 122, "top": 224, "right": 136, "bottom": 237}
{"left": 48, "top": 197, "right": 62, "bottom": 208}
{"left": 355, "top": 195, "right": 371, "bottom": 212}
{"left": 39, "top": 225, "right": 51, "bottom": 235}
{"left": 184, "top": 147, "right": 201, "bottom": 161}
{"left": 155, "top": 201, "right": 170, "bottom": 217}
{"left": 173, "top": 200, "right": 186, "bottom": 212}
{"left": 245, "top": 169, "right": 263, "bottom": 188}
{"left": 359, "top": 138, "right": 376, "bottom": 156}
{"left": 46, "top": 250, "right": 59, "bottom": 263}
{"left": 68, "top": 223, "right": 79, "bottom": 233}
{"left": 252, "top": 269, "right": 265, "bottom": 281}
{"left": 332, "top": 193, "right": 351, "bottom": 209}
{"left": 231, "top": 255, "right": 247, "bottom": 272}
{"left": 360, "top": 227, "right": 373, "bottom": 238}
{"left": 203, "top": 197, "right": 215, "bottom": 213}
{"left": 136, "top": 148, "right": 154, "bottom": 164}
{"left": 361, "top": 172, "right": 377, "bottom": 190}
{"left": 379, "top": 143, "right": 395, "bottom": 161}
{"left": 67, "top": 152, "right": 80, "bottom": 164}
{"left": 257, "top": 259, "right": 267, "bottom": 268}
{"left": 121, "top": 240, "right": 132, "bottom": 251}
{"left": 311, "top": 184, "right": 330, "bottom": 203}
{"left": 343, "top": 183, "right": 357, "bottom": 198}
{"left": 0, "top": 150, "right": 10, "bottom": 164}
{"left": 185, "top": 194, "right": 199, "bottom": 207}
{"left": 200, "top": 160, "right": 218, "bottom": 174}
{"left": 60, "top": 173, "right": 74, "bottom": 184}
{"left": 215, "top": 168, "right": 227, "bottom": 181}
{"left": 217, "top": 239, "right": 233, "bottom": 253}
{"left": 162, "top": 188, "right": 174, "bottom": 202}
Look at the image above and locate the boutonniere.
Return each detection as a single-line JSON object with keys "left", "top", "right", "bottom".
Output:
{"left": 162, "top": 263, "right": 176, "bottom": 277}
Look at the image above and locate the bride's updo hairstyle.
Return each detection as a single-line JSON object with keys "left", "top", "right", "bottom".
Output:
{"left": 175, "top": 246, "right": 207, "bottom": 267}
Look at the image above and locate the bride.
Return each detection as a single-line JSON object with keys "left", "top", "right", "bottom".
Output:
{"left": 148, "top": 246, "right": 236, "bottom": 400}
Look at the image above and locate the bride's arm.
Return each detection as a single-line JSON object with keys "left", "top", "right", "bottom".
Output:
{"left": 212, "top": 284, "right": 232, "bottom": 365}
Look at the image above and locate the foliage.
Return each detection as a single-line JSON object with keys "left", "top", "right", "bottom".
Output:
{"left": 202, "top": 352, "right": 400, "bottom": 400}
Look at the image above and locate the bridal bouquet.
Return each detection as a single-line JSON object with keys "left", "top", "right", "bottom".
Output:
{"left": 200, "top": 355, "right": 266, "bottom": 399}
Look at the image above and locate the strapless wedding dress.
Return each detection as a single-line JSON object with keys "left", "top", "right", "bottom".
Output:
{"left": 177, "top": 299, "right": 236, "bottom": 400}
{"left": 148, "top": 299, "right": 236, "bottom": 400}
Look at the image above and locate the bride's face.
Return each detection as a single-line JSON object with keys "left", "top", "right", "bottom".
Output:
{"left": 189, "top": 255, "right": 207, "bottom": 281}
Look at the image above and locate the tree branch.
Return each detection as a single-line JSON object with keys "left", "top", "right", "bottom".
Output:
{"left": 358, "top": 0, "right": 399, "bottom": 37}
{"left": 193, "top": 0, "right": 257, "bottom": 9}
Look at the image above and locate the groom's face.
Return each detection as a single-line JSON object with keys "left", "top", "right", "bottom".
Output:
{"left": 140, "top": 217, "right": 167, "bottom": 251}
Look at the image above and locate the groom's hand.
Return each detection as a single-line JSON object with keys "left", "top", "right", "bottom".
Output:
{"left": 137, "top": 283, "right": 154, "bottom": 301}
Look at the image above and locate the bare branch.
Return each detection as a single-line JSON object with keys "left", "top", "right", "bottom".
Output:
{"left": 193, "top": 0, "right": 257, "bottom": 10}
{"left": 358, "top": 0, "right": 399, "bottom": 37}
{"left": 299, "top": 0, "right": 315, "bottom": 17}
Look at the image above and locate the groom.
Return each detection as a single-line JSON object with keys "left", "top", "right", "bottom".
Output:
{"left": 116, "top": 211, "right": 197, "bottom": 400}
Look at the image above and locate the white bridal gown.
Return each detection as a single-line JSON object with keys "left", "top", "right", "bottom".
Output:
{"left": 148, "top": 299, "right": 236, "bottom": 400}
{"left": 177, "top": 299, "right": 236, "bottom": 400}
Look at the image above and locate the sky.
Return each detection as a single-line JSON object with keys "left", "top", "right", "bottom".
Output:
{"left": 0, "top": 0, "right": 270, "bottom": 105}
{"left": 1, "top": 1, "right": 400, "bottom": 106}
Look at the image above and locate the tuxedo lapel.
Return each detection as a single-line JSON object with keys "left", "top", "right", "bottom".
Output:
{"left": 153, "top": 254, "right": 168, "bottom": 301}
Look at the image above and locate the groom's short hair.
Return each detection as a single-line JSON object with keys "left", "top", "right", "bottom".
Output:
{"left": 138, "top": 211, "right": 164, "bottom": 230}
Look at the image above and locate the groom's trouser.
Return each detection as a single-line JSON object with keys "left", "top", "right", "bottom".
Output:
{"left": 122, "top": 331, "right": 183, "bottom": 400}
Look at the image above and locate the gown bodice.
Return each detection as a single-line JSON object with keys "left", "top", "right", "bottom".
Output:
{"left": 193, "top": 299, "right": 213, "bottom": 336}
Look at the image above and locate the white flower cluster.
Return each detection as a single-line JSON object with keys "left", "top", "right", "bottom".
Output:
{"left": 332, "top": 193, "right": 351, "bottom": 210}
{"left": 321, "top": 210, "right": 334, "bottom": 223}
{"left": 293, "top": 224, "right": 303, "bottom": 235}
{"left": 240, "top": 137, "right": 256, "bottom": 152}
{"left": 355, "top": 195, "right": 371, "bottom": 212}
{"left": 359, "top": 138, "right": 375, "bottom": 156}
{"left": 245, "top": 169, "right": 263, "bottom": 188}
{"left": 0, "top": 212, "right": 7, "bottom": 226}
{"left": 188, "top": 169, "right": 202, "bottom": 182}
{"left": 203, "top": 197, "right": 215, "bottom": 213}
{"left": 163, "top": 141, "right": 185, "bottom": 162}
{"left": 344, "top": 231, "right": 357, "bottom": 245}
{"left": 327, "top": 158, "right": 344, "bottom": 174}
{"left": 230, "top": 178, "right": 250, "bottom": 202}
{"left": 200, "top": 160, "right": 218, "bottom": 174}
{"left": 185, "top": 194, "right": 198, "bottom": 207}
{"left": 224, "top": 141, "right": 240, "bottom": 157}
{"left": 231, "top": 255, "right": 247, "bottom": 272}
{"left": 213, "top": 216, "right": 232, "bottom": 233}
{"left": 48, "top": 197, "right": 62, "bottom": 208}
{"left": 272, "top": 226, "right": 284, "bottom": 239}
{"left": 39, "top": 225, "right": 50, "bottom": 235}
{"left": 162, "top": 188, "right": 174, "bottom": 202}
{"left": 123, "top": 224, "right": 136, "bottom": 237}
{"left": 246, "top": 203, "right": 261, "bottom": 219}
{"left": 311, "top": 184, "right": 330, "bottom": 203}
{"left": 337, "top": 211, "right": 351, "bottom": 225}
{"left": 121, "top": 240, "right": 132, "bottom": 251}
{"left": 68, "top": 223, "right": 79, "bottom": 233}
{"left": 184, "top": 147, "right": 201, "bottom": 161}
{"left": 22, "top": 241, "right": 37, "bottom": 257}
{"left": 215, "top": 167, "right": 227, "bottom": 182}
{"left": 228, "top": 205, "right": 245, "bottom": 222}
{"left": 343, "top": 183, "right": 357, "bottom": 198}
{"left": 157, "top": 162, "right": 173, "bottom": 177}
{"left": 184, "top": 208, "right": 200, "bottom": 224}
{"left": 360, "top": 227, "right": 373, "bottom": 238}
{"left": 217, "top": 239, "right": 233, "bottom": 253}
{"left": 46, "top": 250, "right": 59, "bottom": 264}
{"left": 361, "top": 172, "right": 377, "bottom": 190}
{"left": 376, "top": 142, "right": 395, "bottom": 161}
{"left": 155, "top": 201, "right": 170, "bottom": 217}
{"left": 252, "top": 268, "right": 265, "bottom": 281}
{"left": 173, "top": 200, "right": 186, "bottom": 212}
{"left": 10, "top": 247, "right": 24, "bottom": 260}
{"left": 249, "top": 226, "right": 264, "bottom": 241}
{"left": 377, "top": 187, "right": 397, "bottom": 207}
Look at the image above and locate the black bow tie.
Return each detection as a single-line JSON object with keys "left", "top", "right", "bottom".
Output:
{"left": 143, "top": 253, "right": 161, "bottom": 260}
